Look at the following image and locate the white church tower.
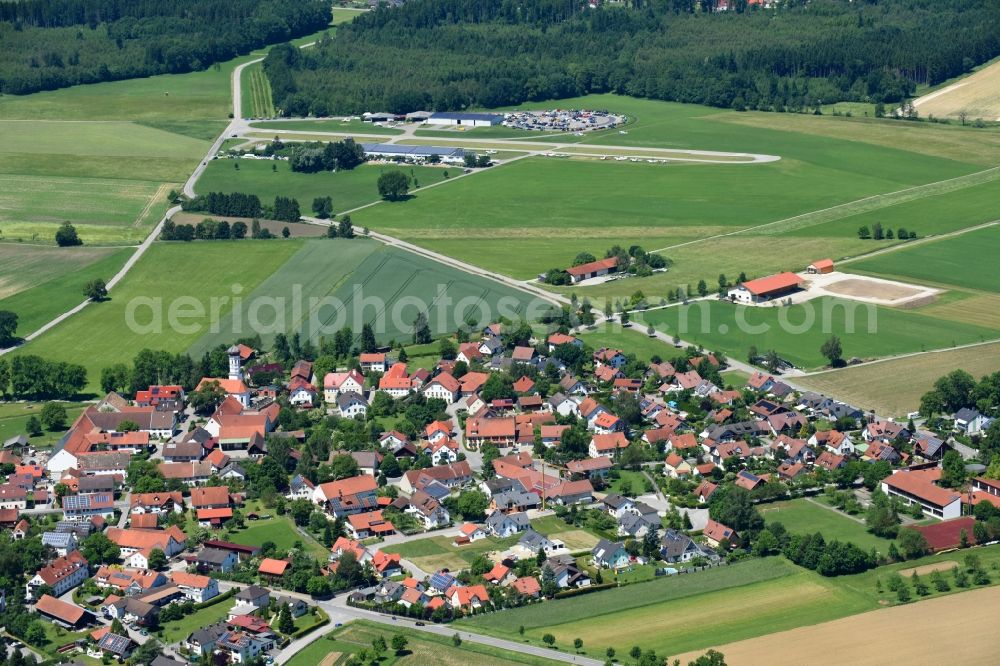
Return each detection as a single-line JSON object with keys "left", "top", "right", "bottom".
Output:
{"left": 227, "top": 345, "right": 243, "bottom": 381}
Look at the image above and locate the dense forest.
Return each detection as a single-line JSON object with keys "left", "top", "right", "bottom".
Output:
{"left": 0, "top": 0, "right": 331, "bottom": 95}
{"left": 264, "top": 0, "right": 1000, "bottom": 115}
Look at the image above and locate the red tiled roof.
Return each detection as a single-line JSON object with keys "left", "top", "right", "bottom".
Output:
{"left": 258, "top": 558, "right": 290, "bottom": 576}
{"left": 883, "top": 469, "right": 960, "bottom": 508}
{"left": 740, "top": 272, "right": 803, "bottom": 296}
{"left": 35, "top": 594, "right": 86, "bottom": 625}
{"left": 567, "top": 257, "right": 618, "bottom": 276}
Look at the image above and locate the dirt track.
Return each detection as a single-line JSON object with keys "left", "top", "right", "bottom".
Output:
{"left": 674, "top": 586, "right": 1000, "bottom": 665}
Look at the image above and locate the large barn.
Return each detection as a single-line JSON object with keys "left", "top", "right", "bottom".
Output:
{"left": 728, "top": 272, "right": 803, "bottom": 305}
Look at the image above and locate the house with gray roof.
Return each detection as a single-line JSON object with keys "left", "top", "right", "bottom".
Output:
{"left": 485, "top": 510, "right": 530, "bottom": 537}
{"left": 659, "top": 529, "right": 709, "bottom": 563}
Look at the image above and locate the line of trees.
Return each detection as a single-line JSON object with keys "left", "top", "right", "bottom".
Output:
{"left": 263, "top": 0, "right": 1000, "bottom": 116}
{"left": 0, "top": 0, "right": 331, "bottom": 95}
{"left": 181, "top": 192, "right": 301, "bottom": 222}
{"left": 857, "top": 223, "right": 918, "bottom": 240}
{"left": 289, "top": 138, "right": 365, "bottom": 173}
{"left": 0, "top": 355, "right": 87, "bottom": 400}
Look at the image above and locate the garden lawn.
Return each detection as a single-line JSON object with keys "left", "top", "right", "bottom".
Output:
{"left": 231, "top": 515, "right": 329, "bottom": 559}
{"left": 607, "top": 470, "right": 652, "bottom": 497}
{"left": 286, "top": 620, "right": 564, "bottom": 666}
{"left": 847, "top": 224, "right": 1000, "bottom": 293}
{"left": 458, "top": 557, "right": 874, "bottom": 657}
{"left": 10, "top": 240, "right": 299, "bottom": 393}
{"left": 529, "top": 515, "right": 602, "bottom": 551}
{"left": 637, "top": 297, "right": 1000, "bottom": 370}
{"left": 190, "top": 238, "right": 549, "bottom": 352}
{"left": 0, "top": 402, "right": 86, "bottom": 449}
{"left": 384, "top": 535, "right": 519, "bottom": 573}
{"left": 760, "top": 498, "right": 894, "bottom": 553}
{"left": 157, "top": 600, "right": 232, "bottom": 644}
{"left": 195, "top": 160, "right": 452, "bottom": 215}
{"left": 0, "top": 246, "right": 131, "bottom": 336}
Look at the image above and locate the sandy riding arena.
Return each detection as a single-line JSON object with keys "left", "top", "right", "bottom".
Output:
{"left": 800, "top": 271, "right": 939, "bottom": 306}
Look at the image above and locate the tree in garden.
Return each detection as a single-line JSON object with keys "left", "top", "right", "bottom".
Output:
{"left": 147, "top": 548, "right": 167, "bottom": 570}
{"left": 84, "top": 278, "right": 108, "bottom": 302}
{"left": 278, "top": 606, "right": 295, "bottom": 634}
{"left": 361, "top": 323, "right": 378, "bottom": 353}
{"left": 941, "top": 450, "right": 966, "bottom": 488}
{"left": 377, "top": 171, "right": 410, "bottom": 200}
{"left": 82, "top": 532, "right": 122, "bottom": 564}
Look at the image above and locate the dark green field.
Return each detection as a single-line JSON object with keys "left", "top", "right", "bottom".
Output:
{"left": 847, "top": 224, "right": 1000, "bottom": 292}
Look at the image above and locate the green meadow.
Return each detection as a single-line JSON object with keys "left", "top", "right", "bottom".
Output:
{"left": 637, "top": 297, "right": 999, "bottom": 370}
{"left": 848, "top": 224, "right": 1000, "bottom": 293}
{"left": 0, "top": 246, "right": 132, "bottom": 336}
{"left": 196, "top": 160, "right": 452, "bottom": 215}
{"left": 9, "top": 241, "right": 300, "bottom": 393}
{"left": 760, "top": 498, "right": 894, "bottom": 553}
{"left": 248, "top": 119, "right": 403, "bottom": 135}
{"left": 336, "top": 94, "right": 1000, "bottom": 303}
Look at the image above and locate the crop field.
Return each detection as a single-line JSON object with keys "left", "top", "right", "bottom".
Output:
{"left": 673, "top": 584, "right": 1000, "bottom": 666}
{"left": 913, "top": 57, "right": 1000, "bottom": 122}
{"left": 0, "top": 119, "right": 207, "bottom": 243}
{"left": 636, "top": 298, "right": 999, "bottom": 370}
{"left": 0, "top": 246, "right": 131, "bottom": 337}
{"left": 760, "top": 498, "right": 893, "bottom": 553}
{"left": 847, "top": 224, "right": 1000, "bottom": 293}
{"left": 9, "top": 241, "right": 300, "bottom": 393}
{"left": 794, "top": 341, "right": 1000, "bottom": 417}
{"left": 462, "top": 545, "right": 1000, "bottom": 660}
{"left": 196, "top": 160, "right": 452, "bottom": 215}
{"left": 190, "top": 238, "right": 548, "bottom": 353}
{"left": 242, "top": 63, "right": 276, "bottom": 119}
{"left": 459, "top": 558, "right": 873, "bottom": 658}
{"left": 287, "top": 621, "right": 563, "bottom": 666}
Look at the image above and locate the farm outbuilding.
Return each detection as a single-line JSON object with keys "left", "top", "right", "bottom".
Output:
{"left": 807, "top": 258, "right": 835, "bottom": 274}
